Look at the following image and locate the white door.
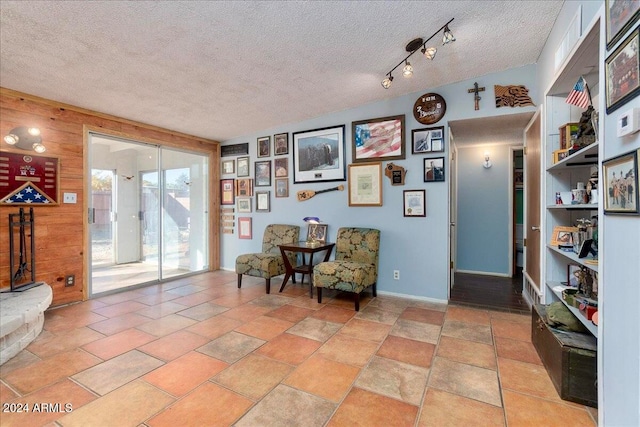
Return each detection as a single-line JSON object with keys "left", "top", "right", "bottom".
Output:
{"left": 449, "top": 133, "right": 457, "bottom": 290}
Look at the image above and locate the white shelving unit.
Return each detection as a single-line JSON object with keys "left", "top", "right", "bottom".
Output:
{"left": 542, "top": 18, "right": 601, "bottom": 337}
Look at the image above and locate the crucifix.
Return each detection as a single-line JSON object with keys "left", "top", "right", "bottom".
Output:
{"left": 467, "top": 82, "right": 485, "bottom": 110}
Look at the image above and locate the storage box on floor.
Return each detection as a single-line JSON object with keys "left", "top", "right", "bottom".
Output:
{"left": 531, "top": 304, "right": 597, "bottom": 407}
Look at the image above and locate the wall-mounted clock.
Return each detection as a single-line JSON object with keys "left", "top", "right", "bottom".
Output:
{"left": 413, "top": 93, "right": 447, "bottom": 125}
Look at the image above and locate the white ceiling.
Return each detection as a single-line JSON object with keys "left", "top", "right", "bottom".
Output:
{"left": 0, "top": 1, "right": 563, "bottom": 143}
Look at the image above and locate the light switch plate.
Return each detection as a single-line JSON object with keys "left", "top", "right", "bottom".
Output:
{"left": 63, "top": 192, "right": 77, "bottom": 203}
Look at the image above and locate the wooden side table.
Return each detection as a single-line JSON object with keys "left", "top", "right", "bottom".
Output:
{"left": 278, "top": 241, "right": 335, "bottom": 298}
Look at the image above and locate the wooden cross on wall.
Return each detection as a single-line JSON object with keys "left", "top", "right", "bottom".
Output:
{"left": 467, "top": 82, "right": 485, "bottom": 110}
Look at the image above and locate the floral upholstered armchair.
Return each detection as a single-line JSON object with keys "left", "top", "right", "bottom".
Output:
{"left": 236, "top": 224, "right": 300, "bottom": 294}
{"left": 313, "top": 227, "right": 380, "bottom": 311}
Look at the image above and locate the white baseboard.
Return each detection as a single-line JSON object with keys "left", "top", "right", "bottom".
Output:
{"left": 377, "top": 290, "right": 448, "bottom": 305}
{"left": 456, "top": 269, "right": 511, "bottom": 278}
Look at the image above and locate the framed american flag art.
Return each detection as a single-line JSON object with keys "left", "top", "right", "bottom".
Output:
{"left": 0, "top": 152, "right": 59, "bottom": 205}
{"left": 352, "top": 115, "right": 405, "bottom": 163}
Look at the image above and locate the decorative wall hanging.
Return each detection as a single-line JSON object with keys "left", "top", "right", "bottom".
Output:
{"left": 605, "top": 28, "right": 639, "bottom": 114}
{"left": 256, "top": 191, "right": 271, "bottom": 212}
{"left": 293, "top": 125, "right": 346, "bottom": 183}
{"left": 237, "top": 156, "right": 250, "bottom": 177}
{"left": 235, "top": 178, "right": 253, "bottom": 197}
{"left": 413, "top": 93, "right": 446, "bottom": 124}
{"left": 384, "top": 163, "right": 407, "bottom": 185}
{"left": 467, "top": 82, "right": 485, "bottom": 110}
{"left": 255, "top": 160, "right": 271, "bottom": 187}
{"left": 222, "top": 159, "right": 235, "bottom": 175}
{"left": 221, "top": 207, "right": 235, "bottom": 234}
{"left": 602, "top": 149, "right": 638, "bottom": 214}
{"left": 220, "top": 179, "right": 235, "bottom": 205}
{"left": 423, "top": 157, "right": 445, "bottom": 182}
{"left": 297, "top": 184, "right": 344, "bottom": 201}
{"left": 606, "top": 0, "right": 640, "bottom": 50}
{"left": 403, "top": 190, "right": 426, "bottom": 217}
{"left": 412, "top": 126, "right": 445, "bottom": 154}
{"left": 221, "top": 142, "right": 249, "bottom": 157}
{"left": 257, "top": 136, "right": 270, "bottom": 157}
{"left": 274, "top": 132, "right": 289, "bottom": 155}
{"left": 275, "top": 178, "right": 289, "bottom": 197}
{"left": 348, "top": 162, "right": 382, "bottom": 206}
{"left": 274, "top": 158, "right": 288, "bottom": 177}
{"left": 238, "top": 217, "right": 252, "bottom": 239}
{"left": 237, "top": 197, "right": 252, "bottom": 213}
{"left": 494, "top": 85, "right": 535, "bottom": 108}
{"left": 352, "top": 115, "right": 405, "bottom": 163}
{"left": 0, "top": 152, "right": 59, "bottom": 205}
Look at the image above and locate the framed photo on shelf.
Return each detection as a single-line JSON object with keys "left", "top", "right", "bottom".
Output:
{"left": 274, "top": 132, "right": 289, "bottom": 155}
{"left": 567, "top": 264, "right": 581, "bottom": 288}
{"left": 348, "top": 162, "right": 382, "bottom": 207}
{"left": 237, "top": 156, "right": 250, "bottom": 177}
{"left": 275, "top": 178, "right": 289, "bottom": 198}
{"left": 237, "top": 197, "right": 252, "bottom": 213}
{"left": 605, "top": 28, "right": 639, "bottom": 114}
{"left": 220, "top": 179, "right": 235, "bottom": 205}
{"left": 550, "top": 225, "right": 578, "bottom": 246}
{"left": 256, "top": 191, "right": 271, "bottom": 212}
{"left": 553, "top": 149, "right": 571, "bottom": 164}
{"left": 293, "top": 125, "right": 346, "bottom": 183}
{"left": 411, "top": 126, "right": 444, "bottom": 154}
{"left": 423, "top": 157, "right": 445, "bottom": 182}
{"left": 235, "top": 178, "right": 253, "bottom": 197}
{"left": 403, "top": 190, "right": 426, "bottom": 217}
{"left": 238, "top": 217, "right": 252, "bottom": 239}
{"left": 274, "top": 157, "right": 288, "bottom": 177}
{"left": 602, "top": 149, "right": 639, "bottom": 214}
{"left": 257, "top": 136, "right": 271, "bottom": 157}
{"left": 255, "top": 160, "right": 271, "bottom": 187}
{"left": 307, "top": 223, "right": 328, "bottom": 243}
{"left": 352, "top": 115, "right": 405, "bottom": 163}
{"left": 222, "top": 159, "right": 235, "bottom": 175}
{"left": 605, "top": 0, "right": 640, "bottom": 50}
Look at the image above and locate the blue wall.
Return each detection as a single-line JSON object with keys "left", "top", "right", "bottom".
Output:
{"left": 221, "top": 65, "right": 536, "bottom": 302}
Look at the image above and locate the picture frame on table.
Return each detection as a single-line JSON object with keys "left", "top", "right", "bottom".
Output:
{"left": 307, "top": 223, "right": 328, "bottom": 243}
{"left": 237, "top": 156, "right": 250, "bottom": 177}
{"left": 352, "top": 114, "right": 405, "bottom": 163}
{"left": 348, "top": 162, "right": 382, "bottom": 207}
{"left": 403, "top": 190, "right": 426, "bottom": 217}
{"left": 237, "top": 197, "right": 252, "bottom": 213}
{"left": 274, "top": 132, "right": 289, "bottom": 155}
{"left": 605, "top": 0, "right": 640, "bottom": 50}
{"left": 605, "top": 28, "right": 639, "bottom": 114}
{"left": 257, "top": 136, "right": 271, "bottom": 157}
{"left": 274, "top": 157, "right": 288, "bottom": 177}
{"left": 238, "top": 217, "right": 252, "bottom": 239}
{"left": 275, "top": 178, "right": 289, "bottom": 198}
{"left": 220, "top": 179, "right": 235, "bottom": 205}
{"left": 256, "top": 191, "right": 271, "bottom": 212}
{"left": 222, "top": 159, "right": 235, "bottom": 175}
{"left": 411, "top": 126, "right": 444, "bottom": 154}
{"left": 255, "top": 160, "right": 271, "bottom": 187}
{"left": 235, "top": 178, "right": 253, "bottom": 197}
{"left": 550, "top": 225, "right": 578, "bottom": 246}
{"left": 293, "top": 125, "right": 346, "bottom": 183}
{"left": 424, "top": 157, "right": 445, "bottom": 182}
{"left": 602, "top": 149, "right": 639, "bottom": 214}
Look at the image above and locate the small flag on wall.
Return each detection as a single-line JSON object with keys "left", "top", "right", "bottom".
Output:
{"left": 566, "top": 76, "right": 591, "bottom": 109}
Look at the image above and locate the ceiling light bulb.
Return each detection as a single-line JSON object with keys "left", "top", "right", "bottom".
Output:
{"left": 4, "top": 134, "right": 18, "bottom": 145}
{"left": 28, "top": 127, "right": 41, "bottom": 136}
{"left": 381, "top": 75, "right": 393, "bottom": 89}
{"left": 32, "top": 143, "right": 46, "bottom": 153}
{"left": 422, "top": 46, "right": 437, "bottom": 60}
{"left": 442, "top": 25, "right": 455, "bottom": 45}
{"left": 402, "top": 61, "right": 413, "bottom": 77}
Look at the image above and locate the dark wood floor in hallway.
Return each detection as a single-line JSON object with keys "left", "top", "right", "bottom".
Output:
{"left": 450, "top": 270, "right": 529, "bottom": 313}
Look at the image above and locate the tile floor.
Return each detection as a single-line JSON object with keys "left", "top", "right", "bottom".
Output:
{"left": 0, "top": 271, "right": 597, "bottom": 426}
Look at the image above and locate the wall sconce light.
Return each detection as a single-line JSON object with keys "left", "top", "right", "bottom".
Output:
{"left": 483, "top": 152, "right": 492, "bottom": 169}
{"left": 3, "top": 126, "right": 46, "bottom": 153}
{"left": 381, "top": 18, "right": 455, "bottom": 89}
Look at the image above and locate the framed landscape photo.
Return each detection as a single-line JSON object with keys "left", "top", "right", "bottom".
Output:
{"left": 255, "top": 160, "right": 271, "bottom": 187}
{"left": 275, "top": 178, "right": 289, "bottom": 198}
{"left": 257, "top": 136, "right": 271, "bottom": 158}
{"left": 238, "top": 217, "right": 252, "bottom": 239}
{"left": 348, "top": 162, "right": 382, "bottom": 207}
{"left": 237, "top": 156, "right": 250, "bottom": 177}
{"left": 274, "top": 157, "right": 288, "bottom": 177}
{"left": 606, "top": 0, "right": 640, "bottom": 50}
{"left": 605, "top": 28, "right": 639, "bottom": 114}
{"left": 237, "top": 197, "right": 252, "bottom": 213}
{"left": 423, "top": 157, "right": 445, "bottom": 182}
{"left": 274, "top": 132, "right": 289, "bottom": 155}
{"left": 352, "top": 115, "right": 405, "bottom": 163}
{"left": 293, "top": 125, "right": 346, "bottom": 183}
{"left": 222, "top": 159, "right": 235, "bottom": 175}
{"left": 256, "top": 191, "right": 271, "bottom": 212}
{"left": 403, "top": 190, "right": 426, "bottom": 217}
{"left": 411, "top": 126, "right": 444, "bottom": 154}
{"left": 603, "top": 149, "right": 639, "bottom": 214}
{"left": 220, "top": 179, "right": 235, "bottom": 205}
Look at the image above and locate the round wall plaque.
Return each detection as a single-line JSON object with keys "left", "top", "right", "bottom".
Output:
{"left": 413, "top": 93, "right": 447, "bottom": 125}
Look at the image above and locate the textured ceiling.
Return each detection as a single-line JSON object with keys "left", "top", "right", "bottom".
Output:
{"left": 0, "top": 1, "right": 563, "bottom": 142}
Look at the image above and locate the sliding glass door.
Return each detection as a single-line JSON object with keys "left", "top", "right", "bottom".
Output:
{"left": 88, "top": 134, "right": 208, "bottom": 296}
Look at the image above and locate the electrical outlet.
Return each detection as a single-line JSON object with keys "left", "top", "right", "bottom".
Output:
{"left": 393, "top": 270, "right": 400, "bottom": 280}
{"left": 65, "top": 275, "right": 75, "bottom": 287}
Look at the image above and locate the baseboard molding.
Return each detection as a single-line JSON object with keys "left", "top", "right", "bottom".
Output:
{"left": 377, "top": 290, "right": 448, "bottom": 306}
{"left": 456, "top": 269, "right": 511, "bottom": 278}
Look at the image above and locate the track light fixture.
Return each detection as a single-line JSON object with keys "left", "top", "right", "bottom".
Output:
{"left": 381, "top": 18, "right": 455, "bottom": 89}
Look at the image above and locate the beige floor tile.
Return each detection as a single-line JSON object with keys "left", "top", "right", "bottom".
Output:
{"left": 27, "top": 327, "right": 105, "bottom": 358}
{"left": 355, "top": 305, "right": 400, "bottom": 324}
{"left": 446, "top": 305, "right": 492, "bottom": 325}
{"left": 234, "top": 315, "right": 294, "bottom": 340}
{"left": 57, "top": 380, "right": 174, "bottom": 427}
{"left": 138, "top": 330, "right": 210, "bottom": 361}
{"left": 503, "top": 389, "right": 595, "bottom": 426}
{"left": 134, "top": 292, "right": 181, "bottom": 306}
{"left": 400, "top": 307, "right": 445, "bottom": 325}
{"left": 265, "top": 304, "right": 315, "bottom": 323}
{"left": 0, "top": 350, "right": 40, "bottom": 376}
{"left": 390, "top": 318, "right": 441, "bottom": 344}
{"left": 92, "top": 300, "right": 149, "bottom": 318}
{"left": 317, "top": 333, "right": 379, "bottom": 367}
{"left": 250, "top": 294, "right": 294, "bottom": 309}
{"left": 491, "top": 317, "right": 532, "bottom": 342}
{"left": 310, "top": 304, "right": 357, "bottom": 323}
{"left": 437, "top": 335, "right": 497, "bottom": 370}
{"left": 197, "top": 331, "right": 265, "bottom": 363}
{"left": 0, "top": 381, "right": 19, "bottom": 402}
{"left": 185, "top": 315, "right": 243, "bottom": 339}
{"left": 255, "top": 333, "right": 321, "bottom": 365}
{"left": 356, "top": 356, "right": 429, "bottom": 406}
{"left": 418, "top": 388, "right": 505, "bottom": 427}
{"left": 495, "top": 336, "right": 542, "bottom": 365}
{"left": 366, "top": 297, "right": 413, "bottom": 313}
{"left": 338, "top": 318, "right": 392, "bottom": 342}
{"left": 328, "top": 387, "right": 418, "bottom": 427}
{"left": 87, "top": 313, "right": 152, "bottom": 335}
{"left": 135, "top": 301, "right": 189, "bottom": 319}
{"left": 43, "top": 311, "right": 107, "bottom": 333}
{"left": 176, "top": 302, "right": 229, "bottom": 321}
{"left": 213, "top": 354, "right": 293, "bottom": 400}
{"left": 441, "top": 319, "right": 493, "bottom": 344}
{"left": 497, "top": 356, "right": 562, "bottom": 402}
{"left": 286, "top": 317, "right": 342, "bottom": 342}
{"left": 81, "top": 328, "right": 156, "bottom": 360}
{"left": 220, "top": 304, "right": 272, "bottom": 322}
{"left": 284, "top": 355, "right": 360, "bottom": 402}
{"left": 428, "top": 357, "right": 502, "bottom": 407}
{"left": 135, "top": 314, "right": 197, "bottom": 337}
{"left": 377, "top": 335, "right": 435, "bottom": 368}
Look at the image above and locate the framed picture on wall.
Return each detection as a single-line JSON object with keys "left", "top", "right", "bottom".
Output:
{"left": 403, "top": 190, "right": 426, "bottom": 217}
{"left": 605, "top": 28, "right": 639, "bottom": 114}
{"left": 238, "top": 217, "right": 252, "bottom": 239}
{"left": 257, "top": 136, "right": 271, "bottom": 157}
{"left": 411, "top": 126, "right": 444, "bottom": 154}
{"left": 275, "top": 178, "right": 288, "bottom": 197}
{"left": 274, "top": 157, "right": 288, "bottom": 177}
{"left": 605, "top": 0, "right": 640, "bottom": 50}
{"left": 293, "top": 125, "right": 346, "bottom": 183}
{"left": 348, "top": 162, "right": 382, "bottom": 206}
{"left": 0, "top": 152, "right": 60, "bottom": 205}
{"left": 220, "top": 179, "right": 235, "bottom": 205}
{"left": 274, "top": 132, "right": 289, "bottom": 155}
{"left": 352, "top": 115, "right": 405, "bottom": 163}
{"left": 602, "top": 149, "right": 639, "bottom": 214}
{"left": 256, "top": 191, "right": 271, "bottom": 212}
{"left": 222, "top": 159, "right": 235, "bottom": 175}
{"left": 255, "top": 160, "right": 271, "bottom": 187}
{"left": 237, "top": 197, "right": 252, "bottom": 213}
{"left": 237, "top": 156, "right": 250, "bottom": 177}
{"left": 235, "top": 178, "right": 253, "bottom": 197}
{"left": 423, "top": 157, "right": 445, "bottom": 182}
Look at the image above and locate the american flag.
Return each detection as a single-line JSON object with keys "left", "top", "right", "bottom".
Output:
{"left": 566, "top": 76, "right": 591, "bottom": 109}
{"left": 354, "top": 120, "right": 402, "bottom": 159}
{"left": 2, "top": 183, "right": 53, "bottom": 204}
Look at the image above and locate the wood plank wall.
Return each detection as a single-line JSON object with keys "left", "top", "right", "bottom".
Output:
{"left": 0, "top": 88, "right": 220, "bottom": 307}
